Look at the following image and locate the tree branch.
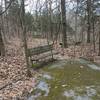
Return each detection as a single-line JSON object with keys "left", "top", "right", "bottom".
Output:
{"left": 0, "top": 0, "right": 15, "bottom": 16}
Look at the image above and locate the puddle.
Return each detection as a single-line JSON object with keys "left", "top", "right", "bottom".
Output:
{"left": 49, "top": 60, "right": 68, "bottom": 69}
{"left": 42, "top": 74, "right": 52, "bottom": 80}
{"left": 87, "top": 64, "right": 100, "bottom": 71}
{"left": 63, "top": 90, "right": 92, "bottom": 100}
{"left": 36, "top": 81, "right": 50, "bottom": 96}
{"left": 86, "top": 87, "right": 96, "bottom": 97}
{"left": 78, "top": 58, "right": 90, "bottom": 64}
{"left": 29, "top": 59, "right": 100, "bottom": 100}
{"left": 63, "top": 89, "right": 75, "bottom": 97}
{"left": 74, "top": 95, "right": 91, "bottom": 100}
{"left": 63, "top": 86, "right": 97, "bottom": 100}
{"left": 79, "top": 58, "right": 100, "bottom": 71}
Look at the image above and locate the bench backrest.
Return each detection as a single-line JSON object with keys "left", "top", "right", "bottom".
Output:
{"left": 28, "top": 44, "right": 53, "bottom": 56}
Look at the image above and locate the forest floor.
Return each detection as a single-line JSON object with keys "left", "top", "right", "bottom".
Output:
{"left": 0, "top": 38, "right": 100, "bottom": 99}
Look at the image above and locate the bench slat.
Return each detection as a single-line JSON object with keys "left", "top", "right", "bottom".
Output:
{"left": 28, "top": 44, "right": 53, "bottom": 56}
{"left": 31, "top": 51, "right": 58, "bottom": 61}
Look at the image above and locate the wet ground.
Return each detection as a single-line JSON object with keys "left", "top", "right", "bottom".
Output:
{"left": 28, "top": 58, "right": 100, "bottom": 100}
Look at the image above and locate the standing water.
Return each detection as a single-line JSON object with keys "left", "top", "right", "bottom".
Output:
{"left": 28, "top": 59, "right": 100, "bottom": 100}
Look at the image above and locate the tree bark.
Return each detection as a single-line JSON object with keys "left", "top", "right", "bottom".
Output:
{"left": 0, "top": 4, "right": 5, "bottom": 56}
{"left": 75, "top": 0, "right": 79, "bottom": 42}
{"left": 87, "top": 0, "right": 91, "bottom": 43}
{"left": 21, "top": 0, "right": 32, "bottom": 77}
{"left": 0, "top": 26, "right": 5, "bottom": 56}
{"left": 61, "top": 0, "right": 68, "bottom": 48}
{"left": 92, "top": 0, "right": 95, "bottom": 52}
{"left": 98, "top": 21, "right": 100, "bottom": 56}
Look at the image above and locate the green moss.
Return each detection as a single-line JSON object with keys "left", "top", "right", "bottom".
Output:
{"left": 32, "top": 63, "right": 39, "bottom": 68}
{"left": 30, "top": 60, "right": 100, "bottom": 100}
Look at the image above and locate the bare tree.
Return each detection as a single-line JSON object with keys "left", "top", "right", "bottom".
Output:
{"left": 0, "top": 4, "right": 5, "bottom": 56}
{"left": 98, "top": 19, "right": 100, "bottom": 56}
{"left": 0, "top": 26, "right": 5, "bottom": 56}
{"left": 87, "top": 0, "right": 91, "bottom": 43}
{"left": 21, "top": 0, "right": 32, "bottom": 77}
{"left": 91, "top": 0, "right": 95, "bottom": 52}
{"left": 61, "top": 0, "right": 68, "bottom": 48}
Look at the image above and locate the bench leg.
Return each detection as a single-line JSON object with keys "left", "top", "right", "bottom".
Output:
{"left": 31, "top": 60, "right": 33, "bottom": 67}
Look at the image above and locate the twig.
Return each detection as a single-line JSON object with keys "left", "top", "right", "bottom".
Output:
{"left": 0, "top": 77, "right": 23, "bottom": 90}
{"left": 0, "top": 0, "right": 15, "bottom": 16}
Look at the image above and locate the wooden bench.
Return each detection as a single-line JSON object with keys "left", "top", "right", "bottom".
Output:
{"left": 28, "top": 44, "right": 57, "bottom": 66}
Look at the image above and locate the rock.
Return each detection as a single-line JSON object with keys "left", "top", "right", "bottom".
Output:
{"left": 80, "top": 66, "right": 84, "bottom": 69}
{"left": 62, "top": 84, "right": 67, "bottom": 87}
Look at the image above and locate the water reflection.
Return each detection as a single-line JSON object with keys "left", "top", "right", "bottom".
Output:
{"left": 49, "top": 60, "right": 67, "bottom": 69}
{"left": 63, "top": 86, "right": 98, "bottom": 100}
{"left": 79, "top": 58, "right": 100, "bottom": 71}
{"left": 37, "top": 81, "right": 50, "bottom": 96}
{"left": 43, "top": 74, "right": 52, "bottom": 80}
{"left": 78, "top": 58, "right": 90, "bottom": 64}
{"left": 87, "top": 64, "right": 100, "bottom": 71}
{"left": 63, "top": 89, "right": 75, "bottom": 97}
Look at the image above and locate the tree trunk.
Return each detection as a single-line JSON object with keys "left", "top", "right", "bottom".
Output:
{"left": 0, "top": 3, "right": 5, "bottom": 56}
{"left": 75, "top": 0, "right": 79, "bottom": 42}
{"left": 0, "top": 27, "right": 5, "bottom": 56}
{"left": 61, "top": 0, "right": 67, "bottom": 48}
{"left": 21, "top": 0, "right": 32, "bottom": 77}
{"left": 92, "top": 15, "right": 95, "bottom": 52}
{"left": 98, "top": 21, "right": 100, "bottom": 56}
{"left": 49, "top": 0, "right": 53, "bottom": 40}
{"left": 92, "top": 0, "right": 95, "bottom": 52}
{"left": 87, "top": 0, "right": 91, "bottom": 43}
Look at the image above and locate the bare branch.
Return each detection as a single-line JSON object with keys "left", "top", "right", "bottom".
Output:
{"left": 0, "top": 0, "right": 15, "bottom": 16}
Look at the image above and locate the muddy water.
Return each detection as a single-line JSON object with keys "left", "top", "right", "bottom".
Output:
{"left": 28, "top": 59, "right": 100, "bottom": 100}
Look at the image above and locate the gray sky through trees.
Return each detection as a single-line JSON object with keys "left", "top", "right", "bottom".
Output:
{"left": 0, "top": 0, "right": 75, "bottom": 13}
{"left": 0, "top": 0, "right": 45, "bottom": 13}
